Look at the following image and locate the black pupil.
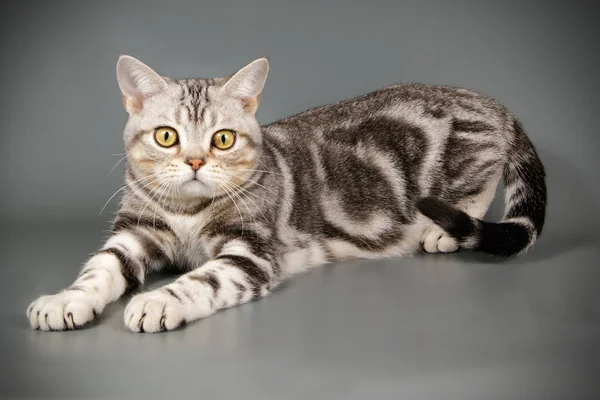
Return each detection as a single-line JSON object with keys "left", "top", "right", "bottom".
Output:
{"left": 221, "top": 134, "right": 226, "bottom": 144}
{"left": 164, "top": 132, "right": 170, "bottom": 140}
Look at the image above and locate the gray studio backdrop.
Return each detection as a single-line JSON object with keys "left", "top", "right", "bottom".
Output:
{"left": 1, "top": 1, "right": 599, "bottom": 229}
{"left": 1, "top": 1, "right": 600, "bottom": 399}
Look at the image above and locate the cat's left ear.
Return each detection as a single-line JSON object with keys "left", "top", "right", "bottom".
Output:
{"left": 222, "top": 58, "right": 269, "bottom": 114}
{"left": 116, "top": 55, "right": 168, "bottom": 114}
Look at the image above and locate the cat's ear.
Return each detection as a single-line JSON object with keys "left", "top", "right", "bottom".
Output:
{"left": 116, "top": 55, "right": 168, "bottom": 114}
{"left": 222, "top": 58, "right": 269, "bottom": 114}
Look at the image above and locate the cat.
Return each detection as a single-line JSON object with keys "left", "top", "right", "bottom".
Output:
{"left": 27, "top": 55, "right": 546, "bottom": 332}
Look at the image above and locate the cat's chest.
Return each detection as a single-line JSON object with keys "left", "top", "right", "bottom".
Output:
{"left": 164, "top": 214, "right": 209, "bottom": 268}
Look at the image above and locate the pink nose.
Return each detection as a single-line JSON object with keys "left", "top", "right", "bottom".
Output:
{"left": 186, "top": 158, "right": 204, "bottom": 171}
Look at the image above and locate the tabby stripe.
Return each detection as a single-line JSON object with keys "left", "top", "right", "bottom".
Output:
{"left": 98, "top": 248, "right": 142, "bottom": 293}
{"left": 136, "top": 231, "right": 169, "bottom": 263}
{"left": 206, "top": 226, "right": 276, "bottom": 261}
{"left": 451, "top": 118, "right": 495, "bottom": 133}
{"left": 79, "top": 273, "right": 96, "bottom": 282}
{"left": 215, "top": 255, "right": 270, "bottom": 296}
{"left": 188, "top": 272, "right": 221, "bottom": 296}
{"left": 64, "top": 286, "right": 88, "bottom": 293}
{"left": 112, "top": 216, "right": 172, "bottom": 263}
{"left": 127, "top": 130, "right": 149, "bottom": 149}
{"left": 199, "top": 83, "right": 209, "bottom": 122}
{"left": 112, "top": 212, "right": 174, "bottom": 234}
{"left": 177, "top": 283, "right": 195, "bottom": 303}
{"left": 238, "top": 132, "right": 259, "bottom": 149}
{"left": 322, "top": 222, "right": 403, "bottom": 252}
{"left": 231, "top": 280, "right": 246, "bottom": 292}
{"left": 165, "top": 288, "right": 182, "bottom": 303}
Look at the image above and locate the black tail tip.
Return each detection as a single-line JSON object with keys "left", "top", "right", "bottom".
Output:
{"left": 478, "top": 222, "right": 532, "bottom": 256}
{"left": 416, "top": 197, "right": 476, "bottom": 240}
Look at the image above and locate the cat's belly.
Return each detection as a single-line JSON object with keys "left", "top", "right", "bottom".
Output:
{"left": 280, "top": 219, "right": 427, "bottom": 275}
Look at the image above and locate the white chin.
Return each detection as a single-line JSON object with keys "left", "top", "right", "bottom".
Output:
{"left": 179, "top": 180, "right": 213, "bottom": 198}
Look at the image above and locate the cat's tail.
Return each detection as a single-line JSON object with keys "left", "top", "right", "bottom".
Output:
{"left": 417, "top": 119, "right": 547, "bottom": 256}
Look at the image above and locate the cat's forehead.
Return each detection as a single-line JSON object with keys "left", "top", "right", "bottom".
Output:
{"left": 144, "top": 77, "right": 238, "bottom": 128}
{"left": 174, "top": 78, "right": 215, "bottom": 123}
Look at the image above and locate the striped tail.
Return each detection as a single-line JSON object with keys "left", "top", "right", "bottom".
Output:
{"left": 417, "top": 119, "right": 547, "bottom": 256}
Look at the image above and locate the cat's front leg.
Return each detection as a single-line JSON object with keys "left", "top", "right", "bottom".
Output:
{"left": 124, "top": 237, "right": 279, "bottom": 333}
{"left": 27, "top": 229, "right": 167, "bottom": 331}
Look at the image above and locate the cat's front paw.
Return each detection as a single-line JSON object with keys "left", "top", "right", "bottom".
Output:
{"left": 27, "top": 289, "right": 103, "bottom": 331}
{"left": 124, "top": 290, "right": 186, "bottom": 333}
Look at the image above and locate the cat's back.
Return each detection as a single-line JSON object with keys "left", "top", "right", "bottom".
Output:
{"left": 262, "top": 83, "right": 509, "bottom": 140}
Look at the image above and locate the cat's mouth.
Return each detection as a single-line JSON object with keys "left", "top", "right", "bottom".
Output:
{"left": 184, "top": 171, "right": 204, "bottom": 183}
{"left": 178, "top": 174, "right": 213, "bottom": 198}
{"left": 182, "top": 173, "right": 210, "bottom": 189}
{"left": 184, "top": 176, "right": 204, "bottom": 185}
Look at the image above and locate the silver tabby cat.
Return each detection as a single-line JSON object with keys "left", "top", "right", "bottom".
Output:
{"left": 27, "top": 56, "right": 546, "bottom": 332}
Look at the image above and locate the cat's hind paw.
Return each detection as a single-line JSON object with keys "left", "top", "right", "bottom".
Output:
{"left": 124, "top": 290, "right": 186, "bottom": 333}
{"left": 27, "top": 289, "right": 102, "bottom": 331}
{"left": 421, "top": 226, "right": 459, "bottom": 254}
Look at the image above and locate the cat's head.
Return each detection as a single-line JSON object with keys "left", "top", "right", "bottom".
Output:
{"left": 116, "top": 55, "right": 269, "bottom": 203}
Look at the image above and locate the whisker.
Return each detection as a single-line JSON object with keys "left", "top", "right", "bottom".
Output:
{"left": 220, "top": 179, "right": 253, "bottom": 219}
{"left": 215, "top": 175, "right": 277, "bottom": 205}
{"left": 207, "top": 179, "right": 217, "bottom": 210}
{"left": 117, "top": 175, "right": 163, "bottom": 212}
{"left": 218, "top": 177, "right": 271, "bottom": 232}
{"left": 220, "top": 179, "right": 268, "bottom": 226}
{"left": 219, "top": 181, "right": 245, "bottom": 234}
{"left": 112, "top": 172, "right": 165, "bottom": 209}
{"left": 108, "top": 155, "right": 128, "bottom": 177}
{"left": 153, "top": 179, "right": 172, "bottom": 230}
{"left": 218, "top": 172, "right": 279, "bottom": 196}
{"left": 99, "top": 173, "right": 162, "bottom": 215}
{"left": 117, "top": 172, "right": 179, "bottom": 216}
{"left": 138, "top": 180, "right": 169, "bottom": 227}
{"left": 236, "top": 168, "right": 284, "bottom": 176}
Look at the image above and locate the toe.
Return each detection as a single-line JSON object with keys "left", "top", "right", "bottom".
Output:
{"left": 162, "top": 306, "right": 186, "bottom": 331}
{"left": 64, "top": 300, "right": 95, "bottom": 329}
{"left": 140, "top": 300, "right": 165, "bottom": 333}
{"left": 423, "top": 230, "right": 443, "bottom": 253}
{"left": 39, "top": 301, "right": 66, "bottom": 331}
{"left": 27, "top": 292, "right": 100, "bottom": 331}
{"left": 28, "top": 300, "right": 43, "bottom": 329}
{"left": 124, "top": 292, "right": 186, "bottom": 333}
{"left": 438, "top": 235, "right": 459, "bottom": 253}
{"left": 124, "top": 297, "right": 146, "bottom": 333}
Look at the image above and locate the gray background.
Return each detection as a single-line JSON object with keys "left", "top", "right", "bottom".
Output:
{"left": 1, "top": 0, "right": 599, "bottom": 399}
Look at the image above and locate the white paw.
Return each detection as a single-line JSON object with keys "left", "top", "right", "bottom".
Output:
{"left": 27, "top": 289, "right": 103, "bottom": 331}
{"left": 124, "top": 289, "right": 186, "bottom": 333}
{"left": 422, "top": 226, "right": 459, "bottom": 254}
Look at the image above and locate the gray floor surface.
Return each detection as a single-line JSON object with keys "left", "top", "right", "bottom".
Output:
{"left": 1, "top": 220, "right": 599, "bottom": 399}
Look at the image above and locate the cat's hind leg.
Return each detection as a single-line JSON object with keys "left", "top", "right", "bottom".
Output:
{"left": 420, "top": 174, "right": 500, "bottom": 254}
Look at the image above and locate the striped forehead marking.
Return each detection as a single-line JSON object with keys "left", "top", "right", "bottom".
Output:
{"left": 178, "top": 79, "right": 214, "bottom": 124}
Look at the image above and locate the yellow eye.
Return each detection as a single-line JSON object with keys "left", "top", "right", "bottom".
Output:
{"left": 212, "top": 129, "right": 236, "bottom": 150}
{"left": 154, "top": 127, "right": 178, "bottom": 147}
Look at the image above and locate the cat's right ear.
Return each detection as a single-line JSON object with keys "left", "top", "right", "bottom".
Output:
{"left": 116, "top": 55, "right": 168, "bottom": 114}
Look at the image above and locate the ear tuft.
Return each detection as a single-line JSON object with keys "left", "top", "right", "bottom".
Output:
{"left": 116, "top": 55, "right": 167, "bottom": 113}
{"left": 222, "top": 58, "right": 269, "bottom": 113}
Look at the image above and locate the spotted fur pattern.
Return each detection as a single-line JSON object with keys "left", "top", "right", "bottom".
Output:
{"left": 27, "top": 56, "right": 546, "bottom": 332}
